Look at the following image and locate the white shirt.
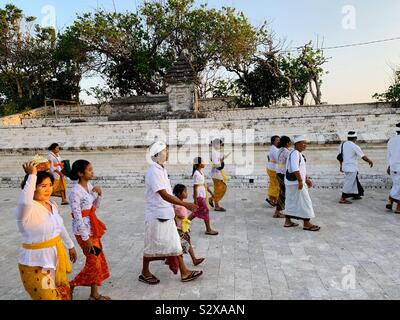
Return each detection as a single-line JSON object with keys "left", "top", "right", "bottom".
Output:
{"left": 276, "top": 147, "right": 291, "bottom": 174}
{"left": 388, "top": 135, "right": 400, "bottom": 172}
{"left": 341, "top": 141, "right": 365, "bottom": 173}
{"left": 193, "top": 170, "right": 206, "bottom": 198}
{"left": 14, "top": 175, "right": 74, "bottom": 269}
{"left": 145, "top": 162, "right": 175, "bottom": 222}
{"left": 68, "top": 182, "right": 101, "bottom": 241}
{"left": 267, "top": 145, "right": 279, "bottom": 171}
{"left": 47, "top": 152, "right": 62, "bottom": 180}
{"left": 210, "top": 149, "right": 224, "bottom": 180}
{"left": 285, "top": 150, "right": 307, "bottom": 186}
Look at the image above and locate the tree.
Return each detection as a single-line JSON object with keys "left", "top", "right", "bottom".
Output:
{"left": 279, "top": 53, "right": 309, "bottom": 105}
{"left": 0, "top": 4, "right": 80, "bottom": 116}
{"left": 236, "top": 56, "right": 289, "bottom": 107}
{"left": 297, "top": 42, "right": 328, "bottom": 105}
{"left": 373, "top": 68, "right": 400, "bottom": 107}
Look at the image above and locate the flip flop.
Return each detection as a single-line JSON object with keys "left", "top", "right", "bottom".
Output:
{"left": 303, "top": 225, "right": 321, "bottom": 232}
{"left": 138, "top": 274, "right": 160, "bottom": 285}
{"left": 181, "top": 270, "right": 203, "bottom": 282}
{"left": 284, "top": 222, "right": 299, "bottom": 228}
{"left": 386, "top": 204, "right": 393, "bottom": 210}
{"left": 205, "top": 230, "right": 219, "bottom": 236}
{"left": 265, "top": 199, "right": 276, "bottom": 207}
{"left": 339, "top": 199, "right": 352, "bottom": 204}
{"left": 215, "top": 207, "right": 226, "bottom": 212}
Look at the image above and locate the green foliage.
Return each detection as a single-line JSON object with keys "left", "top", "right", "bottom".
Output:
{"left": 0, "top": 3, "right": 80, "bottom": 115}
{"left": 373, "top": 70, "right": 400, "bottom": 107}
{"left": 0, "top": 1, "right": 331, "bottom": 115}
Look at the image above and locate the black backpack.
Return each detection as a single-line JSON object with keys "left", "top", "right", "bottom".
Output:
{"left": 337, "top": 142, "right": 346, "bottom": 163}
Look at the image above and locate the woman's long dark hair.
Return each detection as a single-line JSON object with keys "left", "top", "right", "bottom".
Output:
{"left": 48, "top": 143, "right": 59, "bottom": 151}
{"left": 277, "top": 136, "right": 291, "bottom": 149}
{"left": 70, "top": 160, "right": 90, "bottom": 181}
{"left": 21, "top": 171, "right": 54, "bottom": 189}
{"left": 192, "top": 157, "right": 202, "bottom": 177}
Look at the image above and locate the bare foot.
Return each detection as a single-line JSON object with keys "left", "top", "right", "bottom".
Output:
{"left": 193, "top": 258, "right": 205, "bottom": 266}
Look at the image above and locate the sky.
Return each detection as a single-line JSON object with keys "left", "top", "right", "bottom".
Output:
{"left": 1, "top": 0, "right": 400, "bottom": 105}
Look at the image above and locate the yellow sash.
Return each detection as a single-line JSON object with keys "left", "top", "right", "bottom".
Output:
{"left": 22, "top": 235, "right": 71, "bottom": 287}
{"left": 180, "top": 218, "right": 191, "bottom": 233}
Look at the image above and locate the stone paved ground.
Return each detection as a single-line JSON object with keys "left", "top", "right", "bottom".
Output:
{"left": 1, "top": 186, "right": 400, "bottom": 300}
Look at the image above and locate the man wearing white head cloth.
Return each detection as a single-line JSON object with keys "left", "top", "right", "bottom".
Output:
{"left": 338, "top": 131, "right": 373, "bottom": 204}
{"left": 284, "top": 135, "right": 320, "bottom": 231}
{"left": 386, "top": 123, "right": 400, "bottom": 213}
{"left": 139, "top": 141, "right": 203, "bottom": 284}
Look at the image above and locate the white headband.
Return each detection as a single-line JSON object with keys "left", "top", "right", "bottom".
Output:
{"left": 149, "top": 141, "right": 167, "bottom": 157}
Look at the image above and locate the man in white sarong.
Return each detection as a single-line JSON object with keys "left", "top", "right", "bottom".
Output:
{"left": 338, "top": 131, "right": 373, "bottom": 204}
{"left": 284, "top": 135, "right": 320, "bottom": 231}
{"left": 140, "top": 141, "right": 202, "bottom": 285}
{"left": 386, "top": 123, "right": 400, "bottom": 213}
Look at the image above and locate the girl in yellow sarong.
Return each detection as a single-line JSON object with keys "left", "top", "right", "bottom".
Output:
{"left": 210, "top": 139, "right": 228, "bottom": 212}
{"left": 15, "top": 162, "right": 77, "bottom": 300}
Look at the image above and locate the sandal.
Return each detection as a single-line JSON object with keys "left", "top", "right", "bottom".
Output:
{"left": 215, "top": 207, "right": 226, "bottom": 212}
{"left": 386, "top": 204, "right": 393, "bottom": 210}
{"left": 284, "top": 222, "right": 299, "bottom": 228}
{"left": 303, "top": 225, "right": 321, "bottom": 232}
{"left": 181, "top": 270, "right": 203, "bottom": 282}
{"left": 88, "top": 294, "right": 111, "bottom": 300}
{"left": 205, "top": 230, "right": 219, "bottom": 236}
{"left": 138, "top": 274, "right": 160, "bottom": 285}
{"left": 339, "top": 199, "right": 352, "bottom": 204}
{"left": 193, "top": 258, "right": 205, "bottom": 266}
{"left": 265, "top": 198, "right": 276, "bottom": 207}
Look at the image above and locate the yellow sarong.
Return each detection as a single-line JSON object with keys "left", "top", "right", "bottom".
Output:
{"left": 267, "top": 169, "right": 280, "bottom": 199}
{"left": 52, "top": 176, "right": 67, "bottom": 197}
{"left": 212, "top": 179, "right": 227, "bottom": 202}
{"left": 22, "top": 235, "right": 71, "bottom": 289}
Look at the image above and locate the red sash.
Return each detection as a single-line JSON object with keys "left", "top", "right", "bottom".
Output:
{"left": 74, "top": 207, "right": 106, "bottom": 238}
{"left": 53, "top": 162, "right": 65, "bottom": 169}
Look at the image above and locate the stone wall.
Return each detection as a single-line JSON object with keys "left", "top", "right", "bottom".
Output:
{"left": 0, "top": 103, "right": 398, "bottom": 150}
{"left": 0, "top": 102, "right": 398, "bottom": 188}
{"left": 0, "top": 145, "right": 391, "bottom": 189}
{"left": 199, "top": 97, "right": 234, "bottom": 112}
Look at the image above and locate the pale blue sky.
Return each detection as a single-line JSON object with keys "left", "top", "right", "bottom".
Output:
{"left": 2, "top": 0, "right": 400, "bottom": 104}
